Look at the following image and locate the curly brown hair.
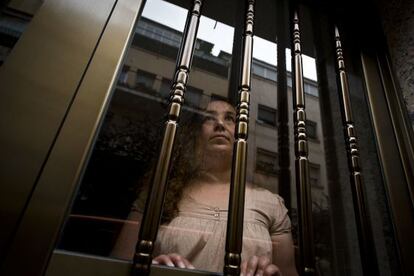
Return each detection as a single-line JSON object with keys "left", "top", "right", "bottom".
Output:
{"left": 161, "top": 113, "right": 203, "bottom": 223}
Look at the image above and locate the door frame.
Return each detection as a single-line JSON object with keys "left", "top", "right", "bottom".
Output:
{"left": 0, "top": 0, "right": 413, "bottom": 275}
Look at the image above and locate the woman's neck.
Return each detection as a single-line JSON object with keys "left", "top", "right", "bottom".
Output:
{"left": 197, "top": 150, "right": 232, "bottom": 182}
{"left": 197, "top": 169, "right": 231, "bottom": 184}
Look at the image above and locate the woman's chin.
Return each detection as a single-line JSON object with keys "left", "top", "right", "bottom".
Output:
{"left": 205, "top": 144, "right": 233, "bottom": 156}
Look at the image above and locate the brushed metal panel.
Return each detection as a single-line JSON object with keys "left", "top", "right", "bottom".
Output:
{"left": 361, "top": 52, "right": 414, "bottom": 276}
{"left": 377, "top": 54, "right": 414, "bottom": 207}
{"left": 0, "top": 0, "right": 141, "bottom": 275}
{"left": 0, "top": 0, "right": 116, "bottom": 257}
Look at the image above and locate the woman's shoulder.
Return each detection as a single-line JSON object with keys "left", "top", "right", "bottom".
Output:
{"left": 246, "top": 184, "right": 291, "bottom": 230}
{"left": 247, "top": 183, "right": 286, "bottom": 205}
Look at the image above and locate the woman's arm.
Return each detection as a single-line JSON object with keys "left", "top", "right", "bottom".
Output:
{"left": 111, "top": 211, "right": 195, "bottom": 269}
{"left": 111, "top": 210, "right": 141, "bottom": 259}
{"left": 271, "top": 233, "right": 298, "bottom": 276}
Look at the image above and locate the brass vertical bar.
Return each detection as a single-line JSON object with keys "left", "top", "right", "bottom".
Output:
{"left": 223, "top": 1, "right": 254, "bottom": 275}
{"left": 335, "top": 26, "right": 379, "bottom": 276}
{"left": 227, "top": 0, "right": 245, "bottom": 104}
{"left": 291, "top": 11, "right": 316, "bottom": 275}
{"left": 132, "top": 1, "right": 202, "bottom": 275}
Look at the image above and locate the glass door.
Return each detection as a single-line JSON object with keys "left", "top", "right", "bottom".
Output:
{"left": 0, "top": 0, "right": 412, "bottom": 276}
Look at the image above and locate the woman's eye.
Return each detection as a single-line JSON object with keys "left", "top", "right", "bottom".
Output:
{"left": 226, "top": 115, "right": 236, "bottom": 122}
{"left": 203, "top": 115, "right": 215, "bottom": 122}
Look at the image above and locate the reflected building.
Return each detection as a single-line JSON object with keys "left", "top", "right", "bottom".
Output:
{"left": 113, "top": 17, "right": 328, "bottom": 208}
{"left": 96, "top": 17, "right": 332, "bottom": 268}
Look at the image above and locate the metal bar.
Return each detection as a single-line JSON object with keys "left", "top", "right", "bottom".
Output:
{"left": 223, "top": 1, "right": 254, "bottom": 275}
{"left": 133, "top": 1, "right": 203, "bottom": 275}
{"left": 227, "top": 0, "right": 245, "bottom": 105}
{"left": 276, "top": 0, "right": 291, "bottom": 210}
{"left": 377, "top": 54, "right": 414, "bottom": 209}
{"left": 334, "top": 26, "right": 380, "bottom": 276}
{"left": 291, "top": 11, "right": 315, "bottom": 276}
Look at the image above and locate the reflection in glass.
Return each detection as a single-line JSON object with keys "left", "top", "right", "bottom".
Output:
{"left": 114, "top": 98, "right": 297, "bottom": 275}
{"left": 0, "top": 0, "right": 43, "bottom": 66}
{"left": 58, "top": 0, "right": 298, "bottom": 273}
{"left": 57, "top": 0, "right": 188, "bottom": 257}
{"left": 54, "top": 1, "right": 381, "bottom": 275}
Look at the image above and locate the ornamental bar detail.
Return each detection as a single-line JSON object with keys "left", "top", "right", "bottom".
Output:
{"left": 292, "top": 11, "right": 316, "bottom": 275}
{"left": 132, "top": 1, "right": 203, "bottom": 275}
{"left": 223, "top": 1, "right": 254, "bottom": 275}
{"left": 334, "top": 26, "right": 379, "bottom": 276}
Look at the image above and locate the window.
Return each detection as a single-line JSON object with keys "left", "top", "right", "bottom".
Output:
{"left": 186, "top": 86, "right": 203, "bottom": 106}
{"left": 159, "top": 79, "right": 202, "bottom": 105}
{"left": 256, "top": 148, "right": 279, "bottom": 176}
{"left": 309, "top": 163, "right": 321, "bottom": 188}
{"left": 258, "top": 104, "right": 277, "bottom": 127}
{"left": 252, "top": 63, "right": 265, "bottom": 77}
{"left": 304, "top": 82, "right": 319, "bottom": 97}
{"left": 306, "top": 120, "right": 317, "bottom": 139}
{"left": 136, "top": 69, "right": 156, "bottom": 91}
{"left": 252, "top": 62, "right": 277, "bottom": 82}
{"left": 160, "top": 78, "right": 171, "bottom": 98}
{"left": 118, "top": 65, "right": 130, "bottom": 86}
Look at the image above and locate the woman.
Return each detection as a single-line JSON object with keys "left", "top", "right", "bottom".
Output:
{"left": 112, "top": 100, "right": 298, "bottom": 276}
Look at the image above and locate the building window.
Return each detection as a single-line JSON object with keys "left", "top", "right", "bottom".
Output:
{"left": 306, "top": 120, "right": 317, "bottom": 139}
{"left": 258, "top": 104, "right": 277, "bottom": 127}
{"left": 252, "top": 63, "right": 277, "bottom": 82}
{"left": 309, "top": 163, "right": 321, "bottom": 188}
{"left": 186, "top": 86, "right": 203, "bottom": 106}
{"left": 256, "top": 148, "right": 279, "bottom": 176}
{"left": 118, "top": 65, "right": 130, "bottom": 86}
{"left": 304, "top": 82, "right": 319, "bottom": 97}
{"left": 252, "top": 63, "right": 265, "bottom": 76}
{"left": 160, "top": 78, "right": 171, "bottom": 98}
{"left": 159, "top": 79, "right": 202, "bottom": 105}
{"left": 136, "top": 69, "right": 156, "bottom": 92}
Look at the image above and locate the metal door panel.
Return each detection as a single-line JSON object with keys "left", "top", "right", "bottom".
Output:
{"left": 0, "top": 0, "right": 144, "bottom": 275}
{"left": 0, "top": 0, "right": 117, "bottom": 258}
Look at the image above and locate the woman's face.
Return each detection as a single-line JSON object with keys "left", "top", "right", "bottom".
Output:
{"left": 197, "top": 101, "right": 236, "bottom": 154}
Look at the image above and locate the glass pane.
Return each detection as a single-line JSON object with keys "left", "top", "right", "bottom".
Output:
{"left": 53, "top": 1, "right": 400, "bottom": 275}
{"left": 57, "top": 0, "right": 188, "bottom": 258}
{"left": 151, "top": 1, "right": 237, "bottom": 272}
{"left": 243, "top": 2, "right": 299, "bottom": 273}
{"left": 0, "top": 0, "right": 43, "bottom": 66}
{"left": 297, "top": 4, "right": 400, "bottom": 276}
{"left": 56, "top": 0, "right": 234, "bottom": 274}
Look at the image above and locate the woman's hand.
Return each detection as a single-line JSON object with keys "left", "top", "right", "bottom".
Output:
{"left": 241, "top": 255, "right": 282, "bottom": 276}
{"left": 152, "top": 253, "right": 195, "bottom": 269}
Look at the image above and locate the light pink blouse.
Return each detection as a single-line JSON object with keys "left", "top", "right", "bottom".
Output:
{"left": 153, "top": 186, "right": 291, "bottom": 273}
